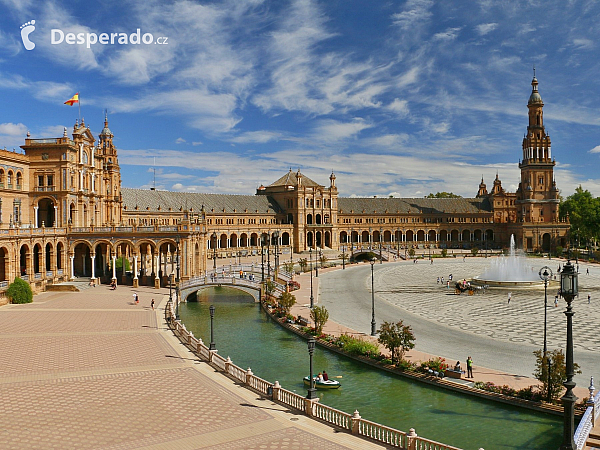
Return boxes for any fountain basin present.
[471,277,558,290]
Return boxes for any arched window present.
[7,171,13,186]
[16,172,22,188]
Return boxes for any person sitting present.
[322,371,329,381]
[317,372,324,382]
[454,361,462,372]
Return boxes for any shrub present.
[408,248,415,258]
[419,357,448,374]
[396,359,417,371]
[277,291,296,314]
[471,247,479,256]
[441,248,447,258]
[377,320,416,363]
[335,334,380,357]
[310,305,329,334]
[7,277,33,304]
[114,256,130,272]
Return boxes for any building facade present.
[0,76,569,298]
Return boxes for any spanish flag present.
[64,93,79,106]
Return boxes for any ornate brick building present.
[0,76,569,298]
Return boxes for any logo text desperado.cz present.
[51,29,168,48]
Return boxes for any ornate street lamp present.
[209,304,216,350]
[539,266,553,403]
[212,232,217,273]
[273,230,279,279]
[315,248,319,278]
[261,236,265,282]
[309,247,314,308]
[560,260,578,450]
[306,337,317,399]
[175,236,181,315]
[267,233,271,281]
[370,257,376,336]
[342,244,346,270]
[379,230,383,264]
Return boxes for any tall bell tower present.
[517,72,560,224]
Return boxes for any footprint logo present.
[20,20,36,50]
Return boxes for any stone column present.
[90,255,96,280]
[133,255,139,288]
[154,255,160,289]
[111,255,117,280]
[54,206,58,227]
[33,206,38,228]
[69,255,74,280]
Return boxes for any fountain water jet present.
[472,235,547,289]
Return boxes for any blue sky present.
[0,0,599,199]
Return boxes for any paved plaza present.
[318,256,600,388]
[0,285,387,449]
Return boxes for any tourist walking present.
[587,268,589,275]
[507,292,511,304]
[134,293,139,305]
[588,294,591,304]
[466,356,473,378]
[151,298,155,310]
[554,295,558,307]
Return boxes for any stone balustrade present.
[165,299,475,450]
[575,378,600,449]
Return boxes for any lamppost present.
[212,232,217,273]
[306,337,317,399]
[539,266,553,403]
[209,304,216,350]
[309,247,314,308]
[379,231,383,264]
[315,248,319,277]
[342,244,346,270]
[370,257,376,336]
[273,230,279,279]
[261,236,265,282]
[560,260,578,450]
[267,233,271,281]
[175,236,181,313]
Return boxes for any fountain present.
[471,235,549,289]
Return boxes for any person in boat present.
[317,372,324,382]
[322,371,329,381]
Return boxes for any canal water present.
[178,287,562,450]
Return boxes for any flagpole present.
[78,93,81,123]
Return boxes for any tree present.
[298,258,308,272]
[560,186,600,248]
[310,305,329,334]
[471,247,479,257]
[427,192,462,198]
[408,248,415,258]
[7,277,33,304]
[441,248,448,258]
[278,291,296,314]
[377,320,416,363]
[113,256,130,272]
[264,280,276,299]
[282,261,295,274]
[533,349,581,403]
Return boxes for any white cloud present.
[311,119,372,143]
[229,131,282,144]
[175,137,186,144]
[391,0,433,30]
[573,38,594,50]
[0,122,27,136]
[367,134,409,148]
[192,141,203,146]
[433,27,462,41]
[387,98,409,117]
[476,23,497,36]
[589,145,600,153]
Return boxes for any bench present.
[296,316,309,327]
[444,369,463,379]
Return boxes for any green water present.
[178,287,562,450]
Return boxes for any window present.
[47,175,53,187]
[38,175,44,187]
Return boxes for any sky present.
[0,0,599,199]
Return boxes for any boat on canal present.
[303,376,341,389]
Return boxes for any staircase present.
[586,424,600,449]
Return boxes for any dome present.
[528,91,542,105]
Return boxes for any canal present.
[178,287,562,450]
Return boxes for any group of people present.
[132,293,155,310]
[313,371,329,382]
[451,356,473,378]
[436,274,453,288]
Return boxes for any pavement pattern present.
[315,256,600,390]
[0,285,387,449]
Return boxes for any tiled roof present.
[338,197,492,214]
[269,169,321,187]
[122,188,282,214]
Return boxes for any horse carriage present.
[454,281,487,295]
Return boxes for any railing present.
[115,227,133,232]
[276,387,306,412]
[575,385,600,449]
[71,227,90,233]
[211,352,227,371]
[227,361,247,383]
[34,273,41,279]
[94,227,112,232]
[311,402,351,430]
[57,269,63,275]
[411,436,462,450]
[159,226,178,232]
[358,418,407,447]
[0,281,7,288]
[247,373,272,396]
[46,271,53,277]
[136,226,155,232]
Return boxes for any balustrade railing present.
[276,387,306,412]
[211,352,227,371]
[227,362,247,383]
[247,373,272,395]
[575,386,600,449]
[310,402,351,430]
[411,436,462,450]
